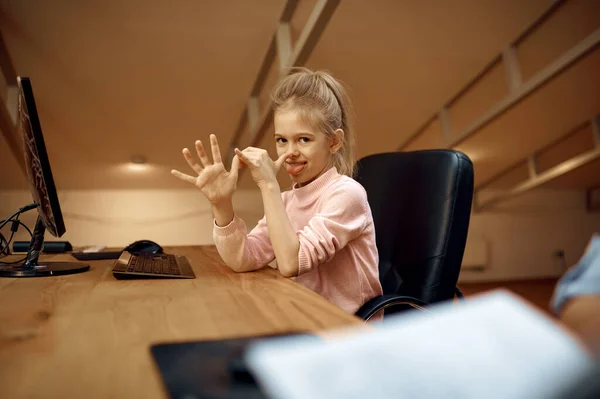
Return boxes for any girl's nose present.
[287,144,300,156]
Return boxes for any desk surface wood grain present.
[0,246,361,398]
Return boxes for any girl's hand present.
[234,147,290,189]
[171,134,241,205]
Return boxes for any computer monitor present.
[0,77,89,277]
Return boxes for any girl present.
[171,69,382,316]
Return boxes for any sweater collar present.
[291,166,340,202]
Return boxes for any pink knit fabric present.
[213,167,382,315]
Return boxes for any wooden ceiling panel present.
[258,52,280,120]
[540,156,600,189]
[403,117,443,152]
[449,59,507,136]
[517,0,600,80]
[456,46,600,188]
[290,0,320,46]
[304,0,550,160]
[0,0,284,189]
[5,0,598,198]
[480,160,530,190]
[536,122,596,173]
[477,123,596,190]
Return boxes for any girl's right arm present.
[212,207,275,273]
[170,135,274,273]
[213,199,235,227]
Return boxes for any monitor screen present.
[17,77,66,237]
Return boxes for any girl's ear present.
[330,129,344,154]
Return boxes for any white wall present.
[0,189,265,247]
[460,189,600,282]
[1,188,598,282]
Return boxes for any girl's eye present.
[300,137,310,143]
[276,138,287,144]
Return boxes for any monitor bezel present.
[17,76,66,237]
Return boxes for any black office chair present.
[354,150,474,321]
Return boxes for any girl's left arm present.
[260,182,300,277]
[233,147,298,277]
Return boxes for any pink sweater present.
[213,166,383,315]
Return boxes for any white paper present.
[82,245,107,253]
[245,291,594,399]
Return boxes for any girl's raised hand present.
[234,147,291,189]
[171,134,241,205]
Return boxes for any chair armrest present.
[355,294,427,321]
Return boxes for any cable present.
[0,233,9,256]
[0,203,37,231]
[19,203,39,212]
[0,220,15,256]
[0,219,33,250]
[13,219,33,237]
[0,217,18,255]
[0,220,32,265]
[0,203,37,266]
[3,230,15,253]
[0,218,32,265]
[0,219,33,254]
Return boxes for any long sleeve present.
[296,184,369,276]
[212,167,382,316]
[213,214,275,272]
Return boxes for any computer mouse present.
[124,240,164,254]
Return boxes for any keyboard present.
[112,251,195,279]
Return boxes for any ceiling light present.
[126,155,150,172]
[130,155,147,164]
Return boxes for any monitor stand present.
[0,216,90,278]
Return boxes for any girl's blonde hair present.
[271,68,356,177]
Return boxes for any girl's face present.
[274,109,336,188]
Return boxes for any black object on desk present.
[13,240,73,253]
[124,239,163,254]
[71,251,123,261]
[70,239,164,261]
[150,332,313,399]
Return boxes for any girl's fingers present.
[182,148,203,174]
[236,147,277,170]
[234,148,249,163]
[274,152,292,171]
[171,169,196,184]
[229,155,241,181]
[210,134,222,164]
[195,140,211,167]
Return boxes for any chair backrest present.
[354,150,474,304]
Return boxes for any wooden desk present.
[0,246,361,398]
